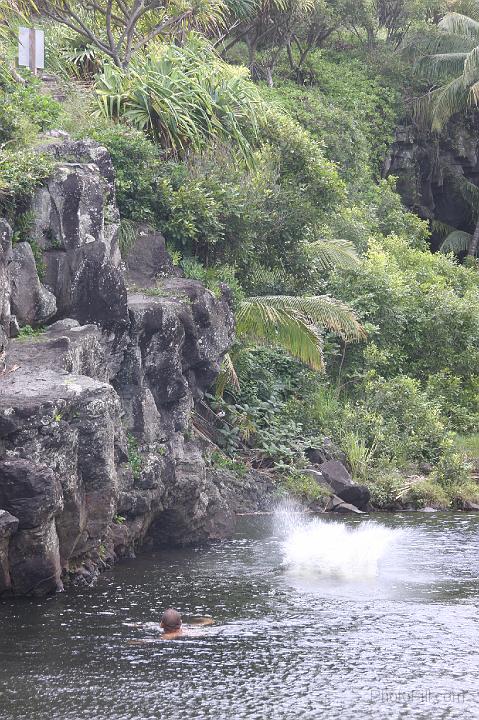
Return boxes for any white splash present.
[280,511,399,580]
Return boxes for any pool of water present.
[0,511,478,720]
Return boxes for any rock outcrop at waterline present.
[0,138,257,597]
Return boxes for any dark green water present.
[0,511,478,720]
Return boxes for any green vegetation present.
[127,434,143,479]
[279,470,332,505]
[2,0,479,509]
[17,325,46,339]
[454,433,479,461]
[93,41,261,159]
[414,8,479,257]
[210,450,248,477]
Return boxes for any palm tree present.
[415,10,479,256]
[415,11,479,131]
[217,237,366,393]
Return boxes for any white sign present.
[18,27,44,72]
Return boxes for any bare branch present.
[127,10,192,59]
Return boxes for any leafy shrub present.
[454,434,479,463]
[285,383,343,437]
[0,149,54,218]
[181,258,244,305]
[94,39,261,159]
[406,479,450,509]
[329,233,479,385]
[344,374,448,466]
[341,432,376,481]
[280,470,331,504]
[259,109,346,210]
[430,451,471,490]
[18,324,45,339]
[263,80,372,187]
[233,347,317,407]
[448,480,479,507]
[269,50,400,178]
[366,469,409,509]
[210,450,247,477]
[87,125,162,224]
[0,78,62,146]
[425,372,479,433]
[127,434,143,479]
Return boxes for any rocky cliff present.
[0,138,271,598]
[385,117,479,243]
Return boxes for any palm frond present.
[416,53,468,82]
[470,79,479,102]
[307,238,360,271]
[240,295,366,341]
[236,299,326,370]
[0,0,33,41]
[414,74,470,130]
[216,352,241,396]
[224,0,258,18]
[439,12,479,43]
[447,170,479,208]
[422,30,478,54]
[431,219,458,239]
[440,230,472,253]
[463,45,479,84]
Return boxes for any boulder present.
[70,241,129,333]
[0,359,124,595]
[0,460,63,530]
[207,466,275,515]
[30,140,127,330]
[305,460,371,511]
[125,226,178,288]
[306,438,348,466]
[0,459,64,596]
[8,521,63,596]
[10,242,57,327]
[325,495,364,514]
[35,137,120,262]
[117,280,233,440]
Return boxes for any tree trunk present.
[467,215,479,257]
[246,33,257,70]
[367,27,376,49]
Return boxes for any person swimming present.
[160,608,184,639]
[159,608,214,640]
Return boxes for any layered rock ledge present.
[0,137,273,597]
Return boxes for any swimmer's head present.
[161,608,182,631]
